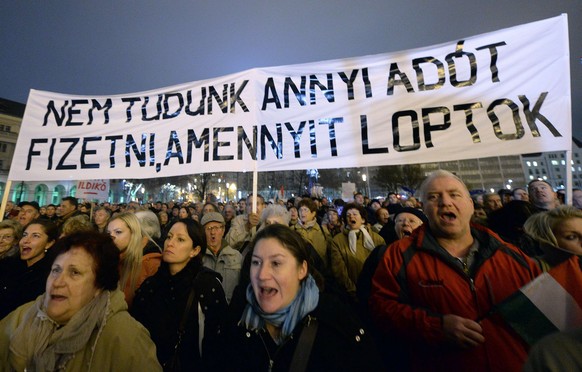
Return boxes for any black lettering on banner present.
[48,138,57,169]
[518,92,561,137]
[208,84,229,114]
[106,135,124,168]
[284,76,307,107]
[66,100,89,126]
[122,97,141,122]
[56,138,79,170]
[230,81,250,113]
[164,131,184,166]
[26,139,48,170]
[125,134,147,167]
[476,42,507,83]
[445,41,477,88]
[413,57,445,91]
[309,74,335,105]
[392,111,421,152]
[88,99,112,124]
[423,107,451,148]
[309,120,317,157]
[237,126,258,160]
[142,95,162,121]
[163,93,184,119]
[361,115,388,155]
[43,100,68,126]
[213,127,235,161]
[185,88,207,116]
[487,99,524,140]
[187,128,209,162]
[387,63,415,95]
[81,136,101,169]
[262,78,281,110]
[338,69,373,100]
[260,124,283,160]
[149,133,156,166]
[284,121,307,158]
[454,103,484,143]
[318,117,342,157]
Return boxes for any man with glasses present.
[17,201,40,227]
[201,212,241,303]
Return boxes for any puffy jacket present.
[369,223,541,372]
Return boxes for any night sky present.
[2,1,580,136]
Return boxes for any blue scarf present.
[240,274,319,344]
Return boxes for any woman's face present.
[554,217,582,255]
[250,237,307,314]
[0,227,16,254]
[93,210,109,226]
[159,212,169,224]
[179,208,189,219]
[298,206,316,224]
[44,247,100,325]
[345,208,364,230]
[328,211,338,224]
[107,219,131,252]
[394,212,424,239]
[289,208,298,220]
[163,222,200,270]
[20,224,54,267]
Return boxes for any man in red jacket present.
[369,170,541,372]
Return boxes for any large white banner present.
[9,15,571,181]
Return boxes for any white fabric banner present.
[9,15,571,181]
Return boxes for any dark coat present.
[219,292,383,371]
[131,260,227,371]
[0,251,55,320]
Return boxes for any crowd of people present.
[0,174,579,371]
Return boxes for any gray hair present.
[260,204,290,225]
[417,170,469,203]
[135,210,161,240]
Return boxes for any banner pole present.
[252,162,258,214]
[0,180,13,222]
[566,150,572,205]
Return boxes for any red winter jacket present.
[369,223,541,372]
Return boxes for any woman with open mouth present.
[329,203,386,303]
[0,231,161,371]
[0,219,58,319]
[219,224,381,371]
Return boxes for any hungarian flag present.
[496,256,582,345]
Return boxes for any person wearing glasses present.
[201,212,242,303]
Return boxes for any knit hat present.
[394,207,428,224]
[200,212,225,226]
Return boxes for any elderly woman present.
[131,219,227,370]
[0,220,59,319]
[92,206,111,233]
[220,224,381,370]
[106,212,161,307]
[0,231,162,371]
[0,219,22,261]
[329,203,385,301]
[292,198,331,268]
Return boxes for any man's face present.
[528,181,556,209]
[377,208,389,225]
[46,205,56,217]
[60,200,76,216]
[354,194,364,206]
[485,195,502,211]
[388,194,399,204]
[18,205,40,226]
[512,189,529,201]
[573,190,582,210]
[423,176,474,240]
[247,196,264,214]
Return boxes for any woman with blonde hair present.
[107,212,161,307]
[523,205,582,270]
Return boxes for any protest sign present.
[9,15,570,181]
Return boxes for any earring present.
[44,248,48,253]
